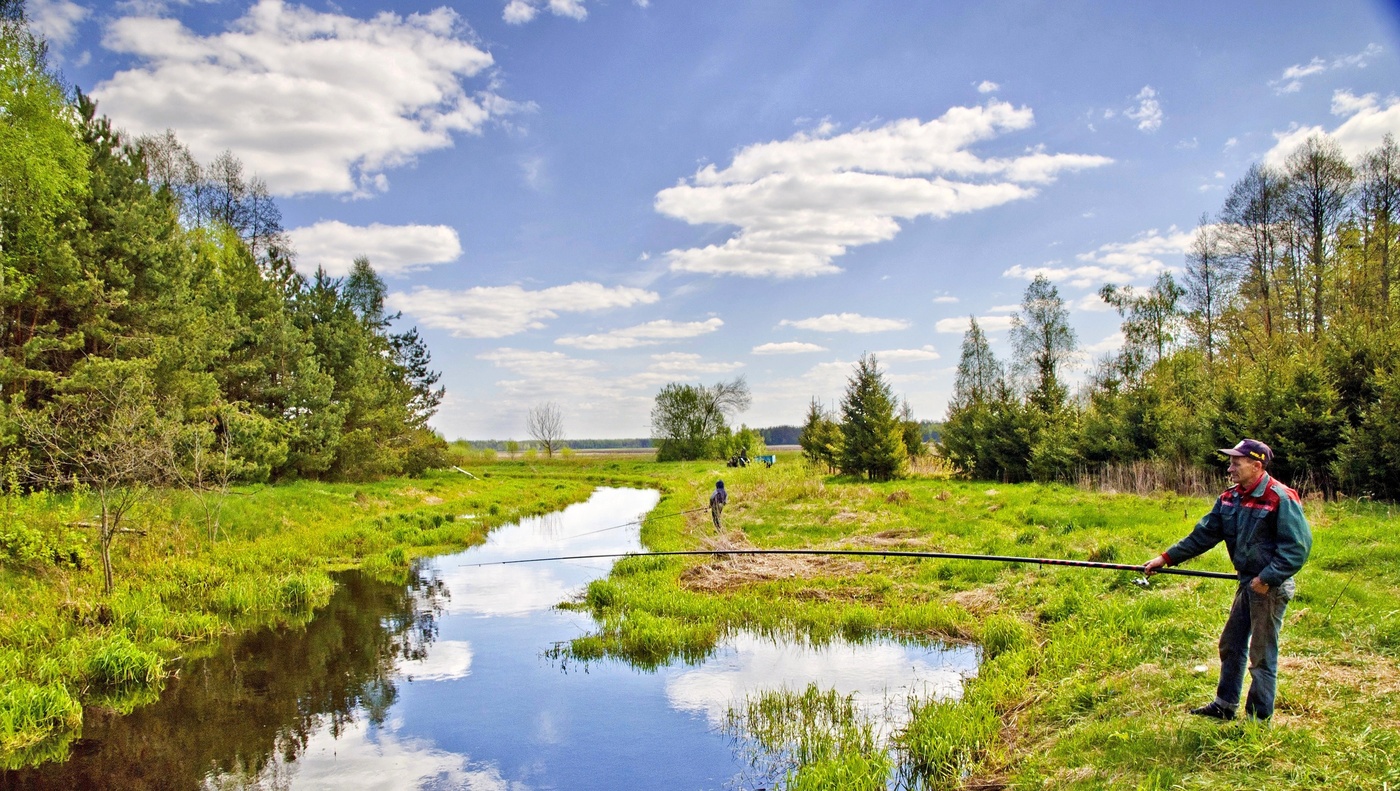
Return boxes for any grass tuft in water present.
[726,683,891,790]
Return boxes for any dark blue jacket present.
[1165,473,1312,586]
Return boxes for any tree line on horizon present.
[941,132,1400,499]
[0,10,446,499]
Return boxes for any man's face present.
[1226,455,1263,487]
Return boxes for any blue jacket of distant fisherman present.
[710,488,727,507]
[1165,473,1312,586]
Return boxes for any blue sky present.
[30,0,1400,439]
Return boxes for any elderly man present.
[1143,439,1312,721]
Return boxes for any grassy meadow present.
[560,455,1400,790]
[2,451,1398,789]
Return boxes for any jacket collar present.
[1242,473,1271,499]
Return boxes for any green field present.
[3,454,1398,788]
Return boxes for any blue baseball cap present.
[1219,439,1272,465]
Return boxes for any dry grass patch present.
[678,534,867,593]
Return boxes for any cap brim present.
[1218,448,1246,456]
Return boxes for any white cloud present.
[976,80,1000,94]
[1264,89,1400,167]
[1081,331,1126,358]
[1072,292,1114,312]
[874,345,940,362]
[1125,86,1163,132]
[27,0,89,47]
[93,1,509,197]
[934,315,1015,334]
[388,282,658,338]
[655,102,1111,278]
[623,352,745,390]
[1270,43,1382,94]
[556,318,723,350]
[1003,226,1197,288]
[752,341,827,355]
[779,313,910,333]
[986,303,1019,314]
[503,0,588,24]
[288,221,461,276]
[1224,136,1239,150]
[647,352,743,375]
[931,295,959,304]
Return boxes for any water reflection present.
[2,487,978,791]
[667,632,975,736]
[1,572,448,791]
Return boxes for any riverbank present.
[0,460,646,767]
[559,457,1400,789]
[5,455,1397,787]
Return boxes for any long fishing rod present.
[463,548,1236,580]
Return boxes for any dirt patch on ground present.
[678,534,867,593]
[1280,652,1400,697]
[840,529,928,549]
[951,584,1004,614]
[422,495,444,505]
[828,509,879,526]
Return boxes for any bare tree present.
[1285,135,1353,338]
[1222,163,1288,338]
[525,402,566,458]
[164,406,237,542]
[1183,215,1236,368]
[16,369,172,592]
[1359,133,1400,314]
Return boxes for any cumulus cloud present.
[931,295,960,304]
[779,313,910,333]
[1125,86,1163,132]
[623,353,745,390]
[503,0,587,24]
[1081,331,1126,358]
[555,318,723,350]
[1270,43,1382,94]
[93,1,510,196]
[934,315,1015,334]
[388,282,658,338]
[1003,226,1197,288]
[976,80,1000,94]
[1264,89,1400,167]
[752,341,827,355]
[874,345,940,362]
[288,221,461,276]
[27,0,89,47]
[655,102,1111,278]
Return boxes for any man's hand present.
[1250,576,1269,595]
[1143,554,1169,576]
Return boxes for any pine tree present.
[838,354,906,481]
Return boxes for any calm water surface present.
[3,487,977,790]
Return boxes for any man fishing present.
[709,480,727,532]
[1143,439,1312,721]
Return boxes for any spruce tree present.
[838,354,906,480]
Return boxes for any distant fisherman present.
[1143,439,1312,721]
[709,480,727,532]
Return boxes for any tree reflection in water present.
[0,569,447,791]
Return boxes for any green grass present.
[551,455,1400,789]
[5,452,1399,786]
[0,460,613,764]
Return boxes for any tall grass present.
[0,464,602,765]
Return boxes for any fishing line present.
[555,507,709,541]
[461,548,1237,580]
